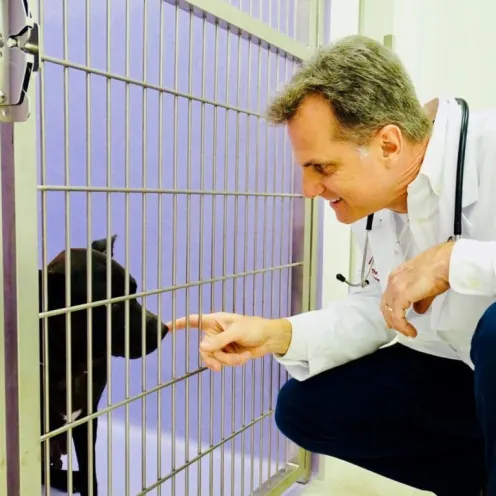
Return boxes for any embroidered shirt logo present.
[368,256,380,282]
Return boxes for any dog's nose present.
[145,310,168,337]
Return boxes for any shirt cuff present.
[449,239,496,296]
[273,315,308,363]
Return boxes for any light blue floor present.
[42,416,288,495]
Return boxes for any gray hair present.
[267,35,432,145]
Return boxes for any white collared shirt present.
[275,97,496,381]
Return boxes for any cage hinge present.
[0,0,40,123]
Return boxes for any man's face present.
[287,94,403,224]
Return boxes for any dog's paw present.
[49,468,82,493]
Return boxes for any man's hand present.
[380,241,455,338]
[167,312,292,371]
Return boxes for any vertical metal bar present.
[62,0,74,487]
[141,0,149,489]
[267,51,281,484]
[0,225,5,496]
[2,70,43,492]
[124,0,132,489]
[157,0,165,493]
[209,18,220,496]
[231,31,242,496]
[105,0,114,491]
[292,2,324,484]
[185,6,194,495]
[1,0,42,491]
[284,56,292,467]
[171,6,180,495]
[2,79,42,496]
[275,54,288,476]
[220,24,232,496]
[36,0,50,492]
[241,36,253,496]
[1,124,20,496]
[250,39,262,496]
[197,13,207,496]
[85,0,95,490]
[38,12,52,487]
[302,0,324,312]
[258,44,269,490]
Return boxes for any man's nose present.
[302,173,325,199]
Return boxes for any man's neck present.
[386,137,431,213]
[386,101,438,213]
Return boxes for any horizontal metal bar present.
[41,366,207,441]
[138,409,275,495]
[41,56,265,118]
[39,262,302,318]
[171,0,311,60]
[37,184,301,198]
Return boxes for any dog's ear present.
[91,235,117,257]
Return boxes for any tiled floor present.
[283,484,307,495]
[283,457,436,496]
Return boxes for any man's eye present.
[314,164,327,174]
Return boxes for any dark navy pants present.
[275,303,496,496]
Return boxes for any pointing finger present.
[167,314,213,331]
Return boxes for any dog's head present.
[40,235,169,361]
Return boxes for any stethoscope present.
[337,97,470,288]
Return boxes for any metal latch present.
[0,0,40,123]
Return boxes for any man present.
[171,35,496,495]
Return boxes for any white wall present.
[319,0,361,310]
[361,0,496,108]
[394,0,496,108]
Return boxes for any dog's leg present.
[47,432,82,494]
[72,414,99,496]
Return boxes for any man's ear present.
[378,124,403,160]
[91,234,117,257]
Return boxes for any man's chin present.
[331,205,365,225]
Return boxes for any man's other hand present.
[380,241,455,338]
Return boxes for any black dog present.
[39,235,169,495]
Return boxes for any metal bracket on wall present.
[383,33,395,50]
[0,0,39,123]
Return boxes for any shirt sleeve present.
[273,257,396,381]
[449,238,496,296]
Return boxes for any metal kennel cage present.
[0,0,326,494]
